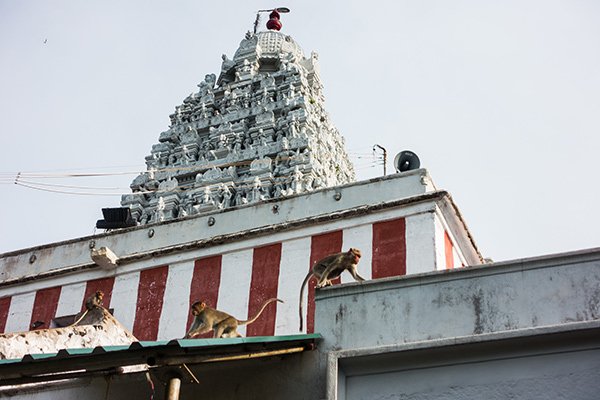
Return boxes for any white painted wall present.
[218,249,254,336]
[157,261,195,339]
[109,271,139,331]
[55,283,86,318]
[341,224,373,282]
[276,237,311,335]
[4,292,36,333]
[406,212,436,274]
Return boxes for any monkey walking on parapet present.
[299,248,365,331]
[185,298,283,339]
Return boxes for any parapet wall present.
[315,247,600,350]
[315,247,600,400]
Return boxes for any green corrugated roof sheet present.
[175,333,319,348]
[0,334,321,365]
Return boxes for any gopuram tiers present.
[121,13,355,225]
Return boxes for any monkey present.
[85,290,104,309]
[299,248,364,331]
[70,290,104,326]
[184,298,283,339]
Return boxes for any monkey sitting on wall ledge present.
[184,298,283,339]
[299,248,364,331]
[70,290,104,326]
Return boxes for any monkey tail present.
[68,309,90,327]
[69,305,107,327]
[298,271,312,332]
[237,298,283,326]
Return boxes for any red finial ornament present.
[266,10,282,31]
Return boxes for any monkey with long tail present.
[185,298,283,338]
[299,248,364,331]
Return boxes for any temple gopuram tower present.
[121,12,355,224]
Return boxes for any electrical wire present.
[3,150,378,196]
[6,171,142,179]
[1,149,375,179]
[15,179,127,191]
[14,182,127,196]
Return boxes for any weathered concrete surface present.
[315,247,600,351]
[315,247,600,400]
[342,335,600,400]
[0,307,136,360]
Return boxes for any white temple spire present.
[122,30,355,224]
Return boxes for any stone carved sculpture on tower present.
[121,19,355,224]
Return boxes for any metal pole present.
[383,150,387,176]
[253,13,261,34]
[373,144,387,176]
[166,377,181,400]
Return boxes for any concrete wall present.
[315,247,600,399]
[340,328,600,400]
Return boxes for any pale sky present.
[1,1,599,261]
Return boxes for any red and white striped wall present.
[0,213,471,340]
[434,211,465,271]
